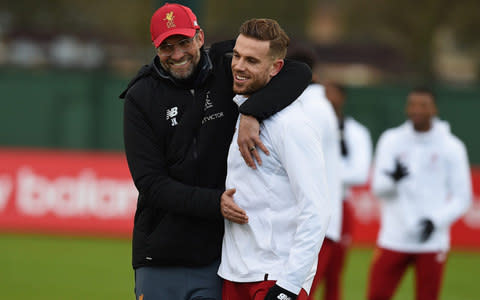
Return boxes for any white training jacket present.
[371,120,472,252]
[301,84,342,242]
[341,116,372,195]
[218,92,331,295]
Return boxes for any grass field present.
[1,233,479,300]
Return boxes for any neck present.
[413,121,432,132]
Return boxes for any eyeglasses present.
[157,34,197,56]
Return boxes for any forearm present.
[278,206,327,294]
[430,195,471,229]
[278,122,330,293]
[431,147,473,228]
[141,175,223,219]
[372,169,397,198]
[371,136,396,198]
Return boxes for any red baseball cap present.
[150,3,200,48]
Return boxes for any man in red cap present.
[120,3,311,300]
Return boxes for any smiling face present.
[406,91,437,132]
[157,30,204,80]
[231,34,283,97]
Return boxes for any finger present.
[228,216,249,224]
[223,206,248,224]
[226,213,249,224]
[225,188,236,196]
[253,137,269,156]
[227,201,247,215]
[237,135,256,169]
[251,148,262,166]
[229,207,247,219]
[229,208,248,219]
[240,145,257,169]
[221,188,236,217]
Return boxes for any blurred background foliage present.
[339,0,480,81]
[1,0,478,81]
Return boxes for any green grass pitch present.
[0,234,478,299]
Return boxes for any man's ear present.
[195,29,205,48]
[270,59,284,78]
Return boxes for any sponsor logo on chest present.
[204,91,213,111]
[202,91,225,124]
[166,106,178,126]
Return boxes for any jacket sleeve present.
[429,138,472,229]
[238,60,312,121]
[371,131,397,199]
[342,122,372,186]
[123,93,223,220]
[274,119,330,294]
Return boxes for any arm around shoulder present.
[239,60,311,120]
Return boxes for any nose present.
[232,58,245,72]
[170,46,185,60]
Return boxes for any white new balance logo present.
[277,293,291,300]
[166,107,179,126]
[166,107,178,120]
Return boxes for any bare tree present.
[339,0,480,79]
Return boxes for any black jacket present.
[120,40,311,269]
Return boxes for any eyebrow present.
[232,49,260,62]
[161,36,193,46]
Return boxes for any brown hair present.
[239,18,290,59]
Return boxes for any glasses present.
[157,34,197,56]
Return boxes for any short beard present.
[161,58,196,80]
[233,78,269,96]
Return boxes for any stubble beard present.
[161,51,201,80]
[233,75,269,96]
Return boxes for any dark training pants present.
[134,259,222,300]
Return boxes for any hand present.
[419,218,435,242]
[237,114,269,169]
[220,188,248,224]
[384,158,409,182]
[264,284,297,300]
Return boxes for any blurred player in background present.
[286,45,343,300]
[120,3,310,300]
[218,19,331,300]
[324,81,372,300]
[367,86,472,300]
